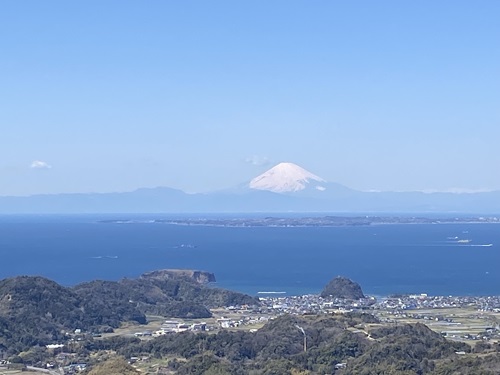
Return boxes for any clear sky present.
[1,1,499,196]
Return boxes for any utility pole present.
[295,324,307,352]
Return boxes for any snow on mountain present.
[249,162,327,193]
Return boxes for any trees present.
[87,357,139,375]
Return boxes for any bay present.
[0,214,499,297]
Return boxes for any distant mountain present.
[249,162,327,193]
[247,162,357,201]
[1,162,500,213]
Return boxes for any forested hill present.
[0,270,257,353]
[87,313,496,375]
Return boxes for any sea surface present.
[1,214,499,297]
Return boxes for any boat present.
[457,239,472,243]
[180,244,197,248]
[173,244,197,249]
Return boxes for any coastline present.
[99,215,500,228]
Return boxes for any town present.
[157,293,500,345]
[4,293,500,374]
[123,293,500,344]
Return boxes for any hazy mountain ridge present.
[1,163,500,213]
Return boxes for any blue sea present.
[1,214,499,297]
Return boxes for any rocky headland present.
[141,269,216,284]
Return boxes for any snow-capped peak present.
[249,162,326,193]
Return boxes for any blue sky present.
[1,1,499,195]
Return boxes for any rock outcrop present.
[320,276,365,299]
[140,269,216,284]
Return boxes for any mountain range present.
[1,162,500,214]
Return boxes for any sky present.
[1,1,499,196]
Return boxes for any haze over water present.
[1,215,499,297]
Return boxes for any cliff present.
[140,269,216,284]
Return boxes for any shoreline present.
[100,215,500,228]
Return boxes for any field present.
[374,306,500,345]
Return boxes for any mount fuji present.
[1,162,500,213]
[247,162,356,200]
[249,162,327,193]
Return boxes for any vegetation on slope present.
[0,271,257,354]
[81,313,482,375]
[87,357,139,375]
[320,276,365,299]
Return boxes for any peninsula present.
[101,215,500,227]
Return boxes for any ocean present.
[0,214,499,297]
